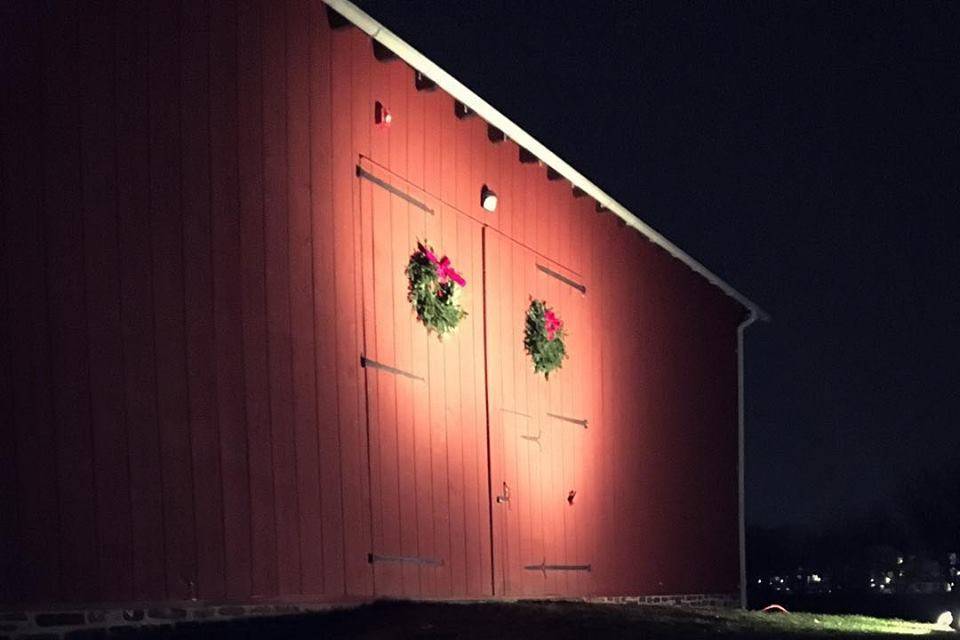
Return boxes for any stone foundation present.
[0,602,348,639]
[587,592,739,608]
[0,593,738,638]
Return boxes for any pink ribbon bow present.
[544,309,562,341]
[420,243,466,287]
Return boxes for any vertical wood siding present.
[1,0,744,606]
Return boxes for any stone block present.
[65,629,108,640]
[36,612,86,627]
[0,614,28,622]
[147,609,187,621]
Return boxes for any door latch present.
[496,481,511,505]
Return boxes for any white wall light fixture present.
[481,185,498,212]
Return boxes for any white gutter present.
[737,309,760,609]
[325,0,769,321]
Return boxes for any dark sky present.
[354,1,960,531]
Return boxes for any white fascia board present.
[326,0,769,321]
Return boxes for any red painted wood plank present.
[439,206,467,596]
[518,162,536,258]
[452,100,470,217]
[0,3,13,601]
[462,124,486,597]
[540,271,560,596]
[469,215,492,596]
[405,68,425,192]
[0,95,13,602]
[489,231,510,594]
[422,100,452,598]
[405,76,438,598]
[365,60,393,599]
[148,0,197,601]
[79,1,133,602]
[546,180,563,267]
[43,0,99,603]
[368,186,403,596]
[581,203,602,596]
[181,0,226,601]
[483,230,506,595]
[331,25,372,598]
[211,0,253,599]
[456,214,479,596]
[494,143,513,241]
[261,0,292,599]
[385,60,421,597]
[287,0,320,597]
[362,42,403,598]
[2,1,58,602]
[525,245,548,597]
[116,0,166,601]
[475,234,493,598]
[309,1,345,597]
[421,89,443,203]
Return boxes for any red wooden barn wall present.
[0,0,746,607]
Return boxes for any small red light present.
[375,101,392,128]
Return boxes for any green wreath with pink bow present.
[524,299,567,379]
[406,241,468,337]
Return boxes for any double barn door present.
[357,160,594,598]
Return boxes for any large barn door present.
[485,228,595,597]
[357,159,491,598]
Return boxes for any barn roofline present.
[325,0,769,321]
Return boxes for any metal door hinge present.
[524,559,592,578]
[368,553,443,567]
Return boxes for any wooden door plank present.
[115,0,166,601]
[181,0,227,602]
[254,2,300,595]
[331,25,372,597]
[309,0,345,597]
[212,0,252,599]
[80,1,133,602]
[4,1,60,602]
[45,0,98,603]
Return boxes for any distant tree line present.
[748,461,960,586]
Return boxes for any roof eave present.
[325,0,770,322]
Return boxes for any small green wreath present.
[406,241,468,337]
[524,299,567,379]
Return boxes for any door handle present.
[496,481,511,505]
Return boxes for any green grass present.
[295,599,958,639]
[634,605,955,636]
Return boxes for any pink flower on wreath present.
[418,242,466,288]
[544,308,563,341]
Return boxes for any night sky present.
[355,1,960,531]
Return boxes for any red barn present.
[0,0,765,630]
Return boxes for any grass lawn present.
[232,599,957,639]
